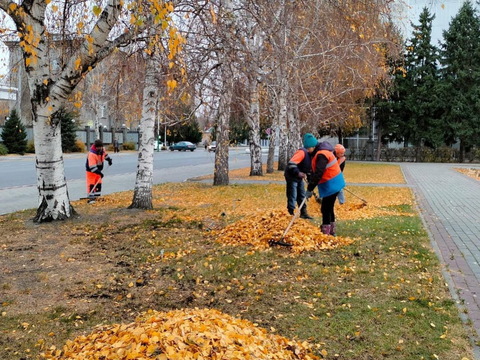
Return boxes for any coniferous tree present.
[374,8,441,152]
[395,8,441,149]
[1,109,27,155]
[439,1,480,162]
[53,108,79,153]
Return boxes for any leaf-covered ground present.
[0,164,474,360]
[455,167,480,181]
[198,162,406,184]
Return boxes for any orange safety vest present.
[311,150,345,197]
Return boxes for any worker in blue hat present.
[283,133,318,219]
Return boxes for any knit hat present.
[335,144,345,157]
[303,133,318,148]
[94,139,104,148]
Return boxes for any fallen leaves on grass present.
[225,163,406,184]
[42,308,319,360]
[212,210,355,253]
[335,187,414,220]
[455,167,480,181]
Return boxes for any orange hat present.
[335,144,345,157]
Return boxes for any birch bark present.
[0,0,144,221]
[129,53,158,209]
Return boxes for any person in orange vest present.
[86,139,112,203]
[306,141,345,235]
[284,133,317,219]
[334,144,346,205]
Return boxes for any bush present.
[435,147,456,163]
[122,141,136,150]
[73,139,86,152]
[26,140,35,153]
[0,143,8,155]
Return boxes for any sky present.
[0,1,471,78]
[400,0,466,44]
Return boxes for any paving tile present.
[401,163,480,357]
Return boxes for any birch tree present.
[0,0,174,222]
[129,7,184,209]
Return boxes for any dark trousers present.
[321,192,339,225]
[286,179,306,211]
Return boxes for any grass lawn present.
[0,164,474,359]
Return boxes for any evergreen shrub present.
[0,143,8,155]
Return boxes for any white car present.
[208,141,217,152]
[154,141,164,150]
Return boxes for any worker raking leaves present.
[284,133,317,219]
[85,139,112,204]
[306,141,346,236]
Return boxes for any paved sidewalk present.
[401,163,480,356]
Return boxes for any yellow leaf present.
[74,58,81,70]
[8,3,17,12]
[93,5,102,16]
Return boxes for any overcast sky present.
[0,1,472,78]
[401,0,466,45]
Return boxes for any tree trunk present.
[129,54,158,209]
[286,103,301,160]
[267,118,278,174]
[213,71,234,186]
[277,82,288,171]
[33,107,76,222]
[375,127,382,161]
[247,78,263,176]
[459,139,465,163]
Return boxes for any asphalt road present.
[0,148,259,215]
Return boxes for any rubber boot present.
[321,224,331,235]
[330,222,336,236]
[288,208,294,215]
[300,207,313,220]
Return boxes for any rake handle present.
[343,187,367,204]
[281,196,308,239]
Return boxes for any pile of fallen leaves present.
[212,210,355,253]
[455,167,480,181]
[42,308,318,360]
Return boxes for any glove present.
[298,172,306,179]
[95,171,104,178]
[107,158,112,166]
[305,191,313,199]
[99,172,104,178]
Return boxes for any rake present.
[269,196,308,247]
[80,165,110,200]
[343,187,368,207]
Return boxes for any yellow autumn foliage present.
[42,308,318,360]
[455,168,480,181]
[213,209,355,253]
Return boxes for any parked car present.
[169,141,197,152]
[207,141,217,152]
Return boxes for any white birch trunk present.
[247,77,263,176]
[33,105,75,222]
[0,0,136,221]
[129,54,158,209]
[213,69,234,186]
[287,101,301,160]
[277,76,289,171]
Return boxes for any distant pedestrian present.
[284,133,317,219]
[334,144,346,205]
[306,141,345,235]
[86,139,112,204]
[113,139,120,153]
